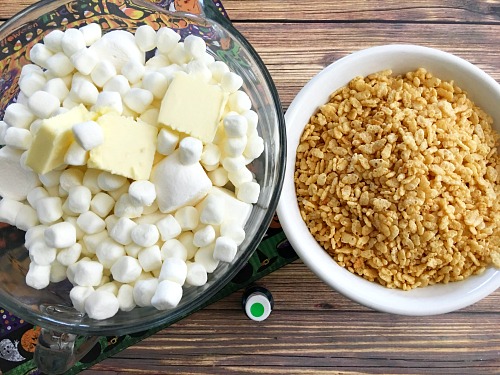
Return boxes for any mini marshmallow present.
[97,171,127,191]
[221,156,246,173]
[221,71,243,93]
[135,24,157,52]
[123,88,154,114]
[62,96,78,109]
[244,135,265,160]
[26,262,51,290]
[98,275,111,287]
[96,238,126,269]
[156,128,179,156]
[178,231,198,260]
[228,91,252,113]
[25,225,47,249]
[129,180,156,206]
[179,137,203,165]
[96,281,120,295]
[85,291,119,320]
[28,240,57,265]
[156,214,182,241]
[21,63,44,78]
[109,217,137,245]
[29,119,44,135]
[228,166,253,187]
[45,222,76,248]
[117,284,136,311]
[43,77,70,102]
[159,257,187,285]
[19,72,47,97]
[125,243,143,258]
[224,114,248,138]
[160,239,188,261]
[209,61,230,82]
[77,211,106,234]
[44,29,64,52]
[114,193,144,218]
[15,204,39,231]
[142,71,169,99]
[207,167,229,187]
[237,181,260,204]
[220,222,245,245]
[90,192,115,218]
[186,60,211,82]
[70,48,99,75]
[71,78,99,105]
[62,198,77,216]
[185,262,208,286]
[131,223,160,247]
[0,198,25,225]
[36,197,63,224]
[61,28,86,56]
[152,151,212,213]
[194,244,219,273]
[108,180,130,201]
[82,230,108,254]
[193,225,216,247]
[138,245,162,272]
[167,42,188,65]
[38,169,62,188]
[91,60,117,87]
[29,43,54,69]
[223,136,247,157]
[139,108,159,127]
[4,103,35,129]
[184,35,206,59]
[145,53,170,69]
[80,23,102,46]
[156,27,181,54]
[68,185,92,214]
[133,278,159,307]
[72,121,104,151]
[73,259,104,286]
[46,52,75,78]
[4,127,32,150]
[64,216,84,240]
[59,168,84,192]
[151,280,183,310]
[92,91,123,115]
[70,285,94,312]
[198,193,225,225]
[50,260,68,283]
[110,255,143,283]
[157,64,182,83]
[0,121,7,145]
[83,168,101,194]
[0,148,41,201]
[28,91,60,119]
[57,243,82,266]
[103,75,131,96]
[65,142,89,166]
[174,206,199,231]
[213,236,238,263]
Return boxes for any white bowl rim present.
[277,44,500,316]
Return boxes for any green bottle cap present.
[242,286,274,322]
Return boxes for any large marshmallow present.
[159,257,187,285]
[138,245,162,272]
[45,222,77,248]
[152,150,212,213]
[185,262,208,286]
[131,223,159,247]
[133,278,159,307]
[84,291,120,320]
[0,147,40,201]
[160,239,188,261]
[117,284,136,312]
[26,262,51,290]
[156,214,182,241]
[151,280,183,310]
[72,121,104,151]
[110,256,142,283]
[96,238,125,269]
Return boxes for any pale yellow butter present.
[26,104,95,174]
[88,113,158,180]
[157,74,228,143]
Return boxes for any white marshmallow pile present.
[0,23,265,320]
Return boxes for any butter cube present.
[88,113,158,180]
[158,74,227,143]
[26,104,94,174]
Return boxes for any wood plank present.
[232,22,500,109]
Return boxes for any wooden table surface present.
[2,1,500,374]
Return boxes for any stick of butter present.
[157,74,228,143]
[88,113,158,180]
[26,104,95,174]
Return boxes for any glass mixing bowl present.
[0,0,285,371]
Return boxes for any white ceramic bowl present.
[277,44,500,316]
